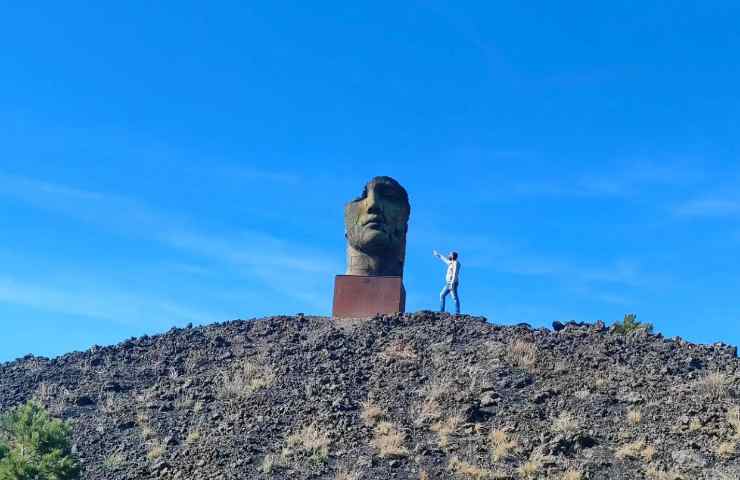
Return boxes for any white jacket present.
[435,253,460,283]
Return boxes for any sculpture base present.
[332,275,406,318]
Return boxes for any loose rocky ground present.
[1,312,739,479]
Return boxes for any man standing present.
[433,250,461,314]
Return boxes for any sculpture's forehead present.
[359,178,408,202]
[366,178,403,192]
[347,176,410,210]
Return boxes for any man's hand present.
[433,250,439,257]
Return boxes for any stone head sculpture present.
[344,176,410,276]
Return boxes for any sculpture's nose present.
[366,188,382,214]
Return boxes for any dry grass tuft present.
[146,442,165,462]
[424,377,454,402]
[258,454,278,474]
[615,439,655,462]
[717,441,737,458]
[360,400,384,426]
[102,452,124,470]
[413,398,443,426]
[562,470,583,480]
[641,445,657,462]
[335,466,361,480]
[694,371,730,399]
[708,468,740,480]
[285,424,331,464]
[627,408,642,425]
[380,341,418,361]
[136,412,155,441]
[645,465,684,480]
[372,421,408,458]
[615,440,643,460]
[689,418,702,432]
[448,456,494,479]
[517,452,544,479]
[431,414,463,448]
[488,429,518,461]
[729,406,740,439]
[419,470,430,480]
[508,340,537,369]
[219,360,275,399]
[185,430,201,445]
[551,411,579,435]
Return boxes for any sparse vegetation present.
[508,339,537,369]
[136,412,155,441]
[335,465,361,480]
[371,421,408,458]
[552,411,579,434]
[2,313,740,479]
[424,377,453,402]
[562,470,583,480]
[612,313,653,334]
[689,418,702,431]
[360,400,384,426]
[517,452,544,478]
[431,414,463,448]
[616,439,655,462]
[186,430,201,445]
[488,429,518,461]
[717,441,736,458]
[641,445,656,462]
[258,454,277,474]
[695,371,730,399]
[380,341,418,361]
[627,408,642,425]
[174,394,195,410]
[0,400,80,479]
[146,441,165,462]
[413,399,442,426]
[284,424,331,464]
[729,406,740,438]
[644,465,684,480]
[448,455,493,479]
[219,360,275,400]
[103,452,124,470]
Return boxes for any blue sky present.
[1,1,739,362]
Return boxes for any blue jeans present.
[440,282,460,314]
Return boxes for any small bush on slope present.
[612,313,653,334]
[0,400,79,480]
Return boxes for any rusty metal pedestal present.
[332,275,405,318]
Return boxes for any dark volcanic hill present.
[1,313,739,479]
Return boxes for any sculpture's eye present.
[376,184,402,201]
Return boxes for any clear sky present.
[1,2,739,362]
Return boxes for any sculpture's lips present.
[362,216,385,230]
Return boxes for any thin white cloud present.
[0,172,172,236]
[510,161,699,199]
[674,198,740,217]
[0,276,221,327]
[208,165,302,185]
[162,230,336,275]
[161,230,339,310]
[414,224,648,287]
[0,171,340,311]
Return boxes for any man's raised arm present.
[433,250,450,264]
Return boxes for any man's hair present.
[450,251,458,260]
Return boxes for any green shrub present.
[612,313,653,334]
[0,400,80,480]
